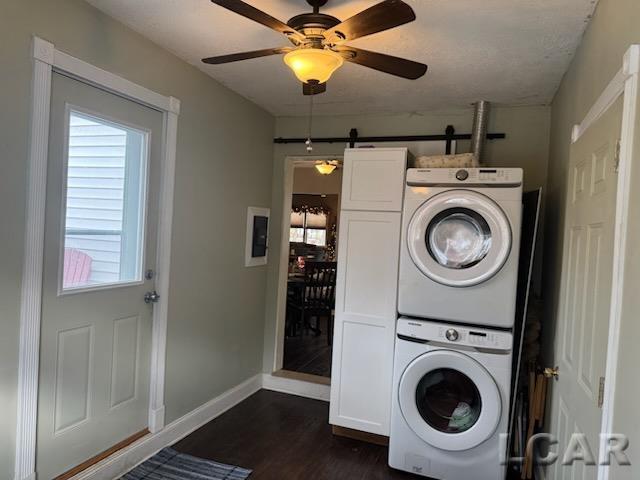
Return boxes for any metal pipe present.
[470,101,491,164]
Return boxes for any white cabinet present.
[329,148,407,436]
[340,148,408,212]
[329,211,401,435]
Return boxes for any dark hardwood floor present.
[173,389,417,480]
[283,316,333,378]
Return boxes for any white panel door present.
[37,73,163,479]
[548,97,622,479]
[341,148,407,212]
[329,210,401,435]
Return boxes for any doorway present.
[276,158,343,381]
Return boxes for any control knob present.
[455,169,469,181]
[445,329,459,341]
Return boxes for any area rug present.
[121,447,252,480]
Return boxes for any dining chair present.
[286,261,337,341]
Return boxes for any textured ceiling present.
[85,0,597,116]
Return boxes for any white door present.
[329,210,401,435]
[548,97,622,479]
[37,73,163,479]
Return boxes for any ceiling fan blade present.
[336,46,427,79]
[211,0,306,43]
[202,47,292,64]
[303,82,327,95]
[323,0,415,44]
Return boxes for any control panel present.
[397,317,512,351]
[406,167,523,187]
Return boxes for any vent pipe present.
[470,101,490,164]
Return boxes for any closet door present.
[329,210,401,435]
[341,148,407,212]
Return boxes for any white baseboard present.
[261,373,331,402]
[148,406,165,434]
[70,374,262,480]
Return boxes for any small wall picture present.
[245,206,270,267]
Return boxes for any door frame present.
[14,36,180,480]
[567,45,639,480]
[271,155,343,374]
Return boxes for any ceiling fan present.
[202,0,428,95]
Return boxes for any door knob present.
[543,366,559,379]
[144,290,160,304]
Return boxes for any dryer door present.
[407,190,511,287]
[398,350,502,451]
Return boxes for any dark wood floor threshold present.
[332,425,389,446]
[273,368,331,386]
[54,428,149,480]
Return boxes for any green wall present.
[0,1,274,478]
[544,0,640,476]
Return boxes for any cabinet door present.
[329,210,401,435]
[341,148,407,212]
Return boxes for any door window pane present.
[415,368,482,433]
[62,110,148,291]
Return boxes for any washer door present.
[398,350,502,451]
[407,190,512,287]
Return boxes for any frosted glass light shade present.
[284,48,344,84]
[315,162,337,175]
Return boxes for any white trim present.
[571,46,639,143]
[52,49,178,114]
[244,206,270,267]
[14,36,55,480]
[272,155,343,372]
[15,36,180,480]
[149,102,179,433]
[261,374,331,402]
[68,375,262,480]
[598,44,640,480]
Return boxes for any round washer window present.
[426,208,492,269]
[415,368,482,434]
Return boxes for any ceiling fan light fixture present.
[315,161,337,175]
[284,48,344,84]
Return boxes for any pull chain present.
[305,88,314,153]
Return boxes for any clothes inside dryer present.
[415,368,482,433]
[426,208,492,269]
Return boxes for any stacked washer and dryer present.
[389,167,523,480]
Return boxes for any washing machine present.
[398,168,523,328]
[389,318,513,480]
